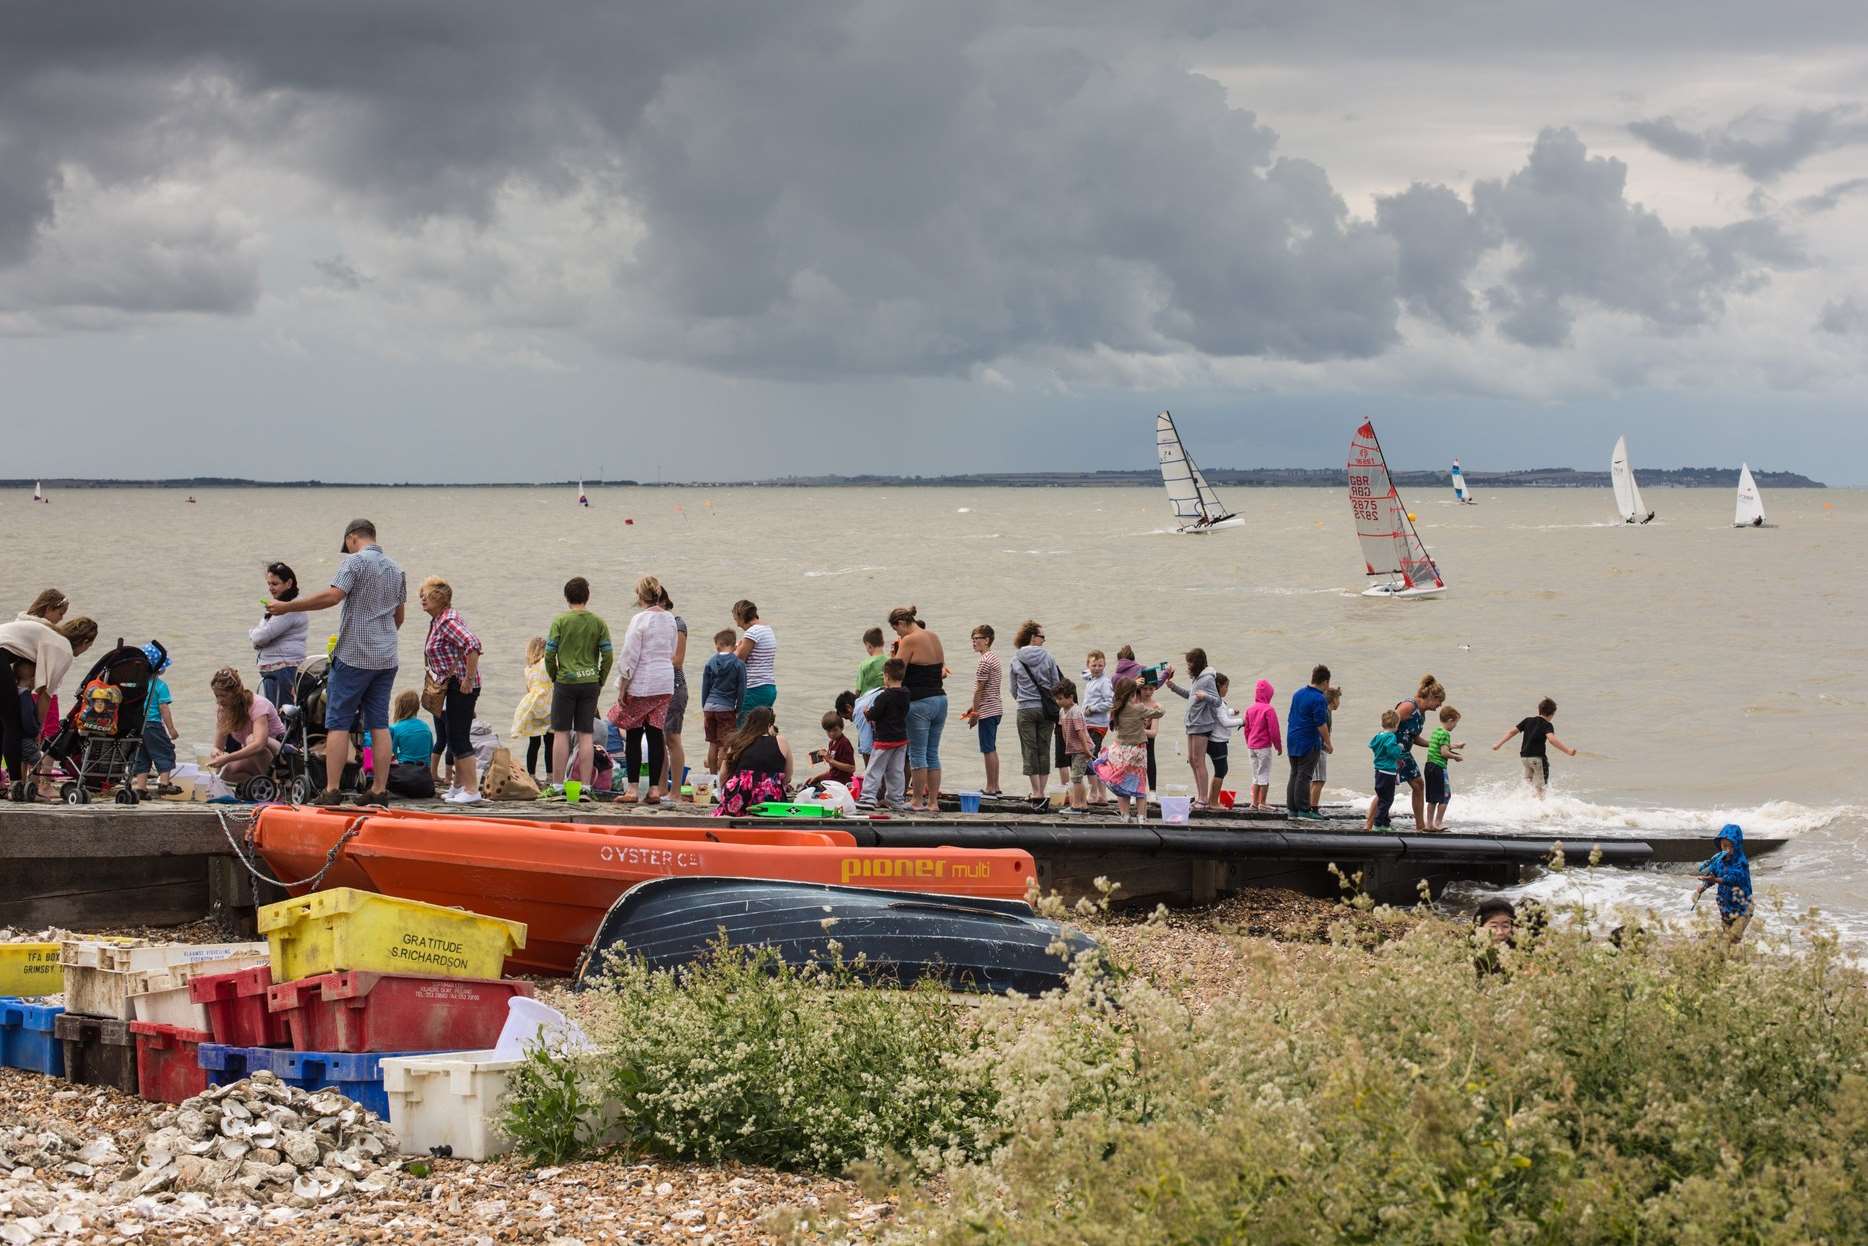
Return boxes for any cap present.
[339,518,375,552]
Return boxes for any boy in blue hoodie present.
[1365,709,1403,830]
[699,629,745,775]
[1695,823,1754,942]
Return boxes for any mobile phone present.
[810,749,825,763]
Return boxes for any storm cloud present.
[0,1,1839,377]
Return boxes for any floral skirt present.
[607,693,671,732]
[714,768,785,817]
[1094,740,1149,799]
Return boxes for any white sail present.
[1450,459,1472,504]
[1734,463,1766,527]
[1610,435,1653,522]
[1155,411,1235,530]
[33,481,42,501]
[1349,422,1444,592]
[576,480,588,507]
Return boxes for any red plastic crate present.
[188,964,288,1047]
[266,972,534,1054]
[129,1022,211,1105]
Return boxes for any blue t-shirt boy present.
[1369,730,1404,775]
[1288,683,1329,757]
[145,676,172,724]
[701,650,746,713]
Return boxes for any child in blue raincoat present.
[1695,823,1753,942]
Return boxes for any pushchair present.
[231,657,357,803]
[41,639,163,805]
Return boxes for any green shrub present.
[499,1040,606,1166]
[881,914,1868,1245]
[505,943,1001,1172]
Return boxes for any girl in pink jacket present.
[1242,679,1283,810]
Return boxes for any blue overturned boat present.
[574,876,1097,997]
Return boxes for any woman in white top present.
[610,575,679,804]
[732,599,777,725]
[1,614,97,801]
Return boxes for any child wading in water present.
[1695,823,1754,943]
[1094,676,1163,822]
[1492,696,1576,797]
[1366,709,1403,830]
[1423,705,1463,831]
[1054,678,1093,814]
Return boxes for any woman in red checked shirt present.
[419,576,486,804]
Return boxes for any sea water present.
[3,483,1861,937]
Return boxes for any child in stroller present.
[223,657,352,804]
[39,639,163,805]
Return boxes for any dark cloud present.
[1795,176,1868,214]
[1629,105,1868,181]
[0,3,1823,369]
[1820,295,1867,335]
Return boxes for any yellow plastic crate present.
[257,889,526,982]
[0,943,63,997]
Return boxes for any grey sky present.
[2,2,1864,482]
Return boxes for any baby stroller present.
[241,656,359,802]
[42,639,163,805]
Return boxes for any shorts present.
[739,682,777,724]
[1249,747,1275,785]
[135,721,177,776]
[1396,752,1420,785]
[1425,762,1450,805]
[550,681,600,734]
[325,659,397,733]
[1068,753,1091,781]
[975,713,1001,754]
[1312,749,1327,783]
[666,669,689,734]
[1521,755,1549,793]
[1207,739,1229,782]
[1016,708,1053,776]
[703,709,737,744]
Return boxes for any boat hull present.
[251,807,1036,976]
[574,877,1096,997]
[1173,513,1244,534]
[1361,582,1448,600]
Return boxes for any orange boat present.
[250,806,1036,976]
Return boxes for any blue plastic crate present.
[196,1043,434,1117]
[0,997,66,1076]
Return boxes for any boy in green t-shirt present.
[1424,705,1463,831]
[855,627,886,694]
[544,576,613,799]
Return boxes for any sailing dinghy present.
[1156,411,1241,533]
[1610,436,1655,524]
[32,481,47,504]
[1348,422,1446,599]
[1450,459,1476,504]
[1734,463,1770,528]
[577,480,589,508]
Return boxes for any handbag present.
[420,674,448,716]
[1018,654,1060,723]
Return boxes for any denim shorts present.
[906,694,947,771]
[325,659,397,733]
[135,721,177,776]
[975,713,1001,755]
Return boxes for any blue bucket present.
[958,791,982,814]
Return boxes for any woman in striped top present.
[732,600,777,725]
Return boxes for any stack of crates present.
[54,938,268,1100]
[194,889,531,1116]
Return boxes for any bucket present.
[1160,796,1192,824]
[958,791,982,814]
[494,997,593,1058]
[1217,790,1237,809]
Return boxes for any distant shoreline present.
[1,467,1829,490]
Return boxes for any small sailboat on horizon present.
[1155,411,1241,534]
[32,481,47,504]
[1450,459,1476,505]
[1349,421,1446,599]
[1734,463,1771,528]
[577,480,589,508]
[1611,436,1655,524]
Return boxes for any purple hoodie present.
[1243,679,1282,751]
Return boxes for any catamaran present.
[1349,422,1446,599]
[1610,436,1655,524]
[1155,411,1241,533]
[1734,463,1769,528]
[1450,459,1476,505]
[577,480,589,508]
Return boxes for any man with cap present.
[267,519,406,805]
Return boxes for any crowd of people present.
[2,513,1597,828]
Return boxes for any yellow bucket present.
[0,943,63,997]
[258,888,526,982]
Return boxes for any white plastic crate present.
[380,1049,522,1161]
[60,942,268,1021]
[125,960,250,1030]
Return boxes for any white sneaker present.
[445,788,486,806]
[443,785,461,802]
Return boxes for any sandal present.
[155,783,183,797]
[612,790,639,804]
